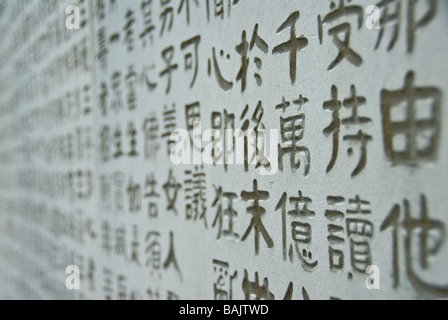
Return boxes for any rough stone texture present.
[0,0,447,299]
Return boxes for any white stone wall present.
[0,0,447,299]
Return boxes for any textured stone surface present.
[0,0,447,299]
